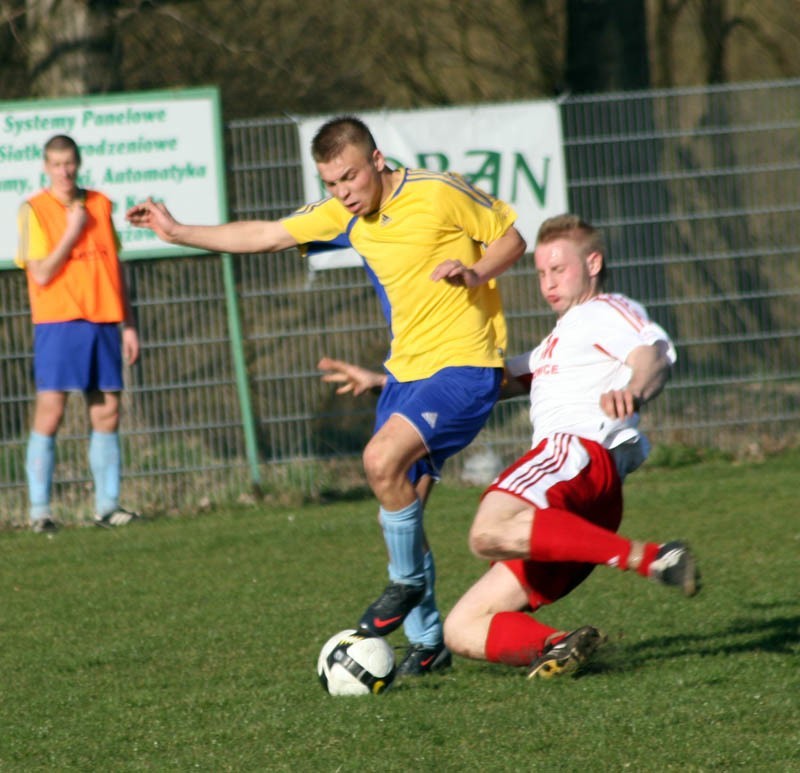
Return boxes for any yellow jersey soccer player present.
[127,116,526,676]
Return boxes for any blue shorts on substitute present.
[375,366,503,484]
[33,320,123,392]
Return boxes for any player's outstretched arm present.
[600,340,673,419]
[125,197,298,254]
[430,226,526,287]
[318,357,387,396]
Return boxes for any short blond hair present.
[536,214,607,284]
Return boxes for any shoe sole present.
[94,515,141,528]
[679,550,699,597]
[528,628,605,680]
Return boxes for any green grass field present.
[1,450,798,771]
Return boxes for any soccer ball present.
[317,629,396,696]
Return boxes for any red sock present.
[485,611,558,666]
[530,507,633,569]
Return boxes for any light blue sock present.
[89,431,121,516]
[379,499,425,587]
[26,431,55,521]
[403,549,443,647]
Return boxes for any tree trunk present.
[565,0,650,94]
[562,0,677,337]
[26,0,121,96]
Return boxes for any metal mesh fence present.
[561,80,800,450]
[1,80,798,525]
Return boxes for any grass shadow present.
[594,608,800,674]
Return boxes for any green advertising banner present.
[298,100,568,272]
[0,87,226,268]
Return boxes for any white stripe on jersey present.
[494,434,589,508]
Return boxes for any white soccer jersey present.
[507,293,676,454]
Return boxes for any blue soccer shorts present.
[33,320,123,393]
[374,365,503,484]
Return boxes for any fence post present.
[221,252,262,492]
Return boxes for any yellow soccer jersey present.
[15,201,50,266]
[282,169,518,381]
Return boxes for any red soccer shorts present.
[484,433,623,610]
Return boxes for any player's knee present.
[362,444,401,494]
[443,612,467,656]
[444,608,488,660]
[88,392,121,432]
[91,409,120,433]
[33,414,63,436]
[362,444,385,486]
[442,620,461,655]
[468,523,495,560]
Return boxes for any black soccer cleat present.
[527,626,606,680]
[32,517,59,534]
[94,507,142,528]
[395,642,452,678]
[648,540,701,596]
[358,582,426,636]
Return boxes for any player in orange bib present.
[16,134,140,532]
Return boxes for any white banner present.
[0,87,226,267]
[297,101,567,270]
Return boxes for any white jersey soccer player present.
[443,214,700,680]
[506,292,676,480]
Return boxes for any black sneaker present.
[648,540,700,596]
[527,626,605,680]
[32,517,59,534]
[396,642,452,678]
[358,582,425,636]
[94,507,142,528]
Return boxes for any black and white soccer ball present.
[317,628,396,696]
